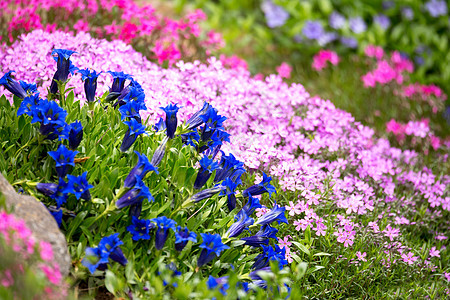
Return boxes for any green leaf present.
[291,241,310,256]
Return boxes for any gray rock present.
[0,173,70,277]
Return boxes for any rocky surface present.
[0,173,70,276]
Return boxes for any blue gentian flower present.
[0,71,27,99]
[201,129,230,159]
[30,99,68,140]
[68,120,83,150]
[107,71,132,93]
[49,49,77,94]
[242,194,262,216]
[36,182,58,197]
[174,226,197,251]
[253,245,287,270]
[241,225,278,247]
[82,247,109,274]
[249,266,270,288]
[214,152,246,184]
[199,107,227,141]
[318,32,339,46]
[98,233,127,266]
[78,69,102,102]
[124,151,158,188]
[242,172,276,198]
[190,185,225,203]
[254,203,287,226]
[181,131,200,147]
[401,6,414,20]
[49,208,63,227]
[113,82,145,108]
[19,80,38,96]
[349,17,367,34]
[197,233,229,267]
[48,144,78,178]
[186,102,212,130]
[150,136,168,167]
[119,100,143,121]
[120,118,147,152]
[63,172,94,200]
[207,276,229,296]
[50,178,69,208]
[154,117,166,132]
[329,12,346,29]
[160,103,180,139]
[220,178,238,211]
[126,216,154,241]
[116,176,154,209]
[302,21,324,40]
[17,94,41,117]
[226,210,254,238]
[152,216,177,250]
[194,155,220,190]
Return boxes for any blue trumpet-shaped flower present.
[30,99,68,140]
[154,117,166,132]
[252,245,287,270]
[17,94,41,117]
[220,178,238,211]
[254,203,287,226]
[48,144,78,178]
[181,131,200,147]
[19,80,38,96]
[107,71,132,93]
[49,208,63,227]
[207,276,229,296]
[36,182,58,197]
[186,102,212,130]
[197,233,229,267]
[150,136,168,167]
[120,118,147,152]
[152,216,177,250]
[226,210,254,238]
[190,185,225,203]
[49,49,77,94]
[199,107,227,141]
[124,151,158,188]
[0,71,27,99]
[116,176,154,209]
[82,233,127,274]
[68,120,83,150]
[126,216,154,241]
[194,155,220,189]
[242,194,262,216]
[63,172,94,200]
[241,225,278,247]
[242,172,276,198]
[45,178,69,208]
[214,152,246,184]
[160,103,180,139]
[174,226,197,251]
[119,100,144,121]
[78,68,102,102]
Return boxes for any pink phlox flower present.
[364,45,384,60]
[368,221,380,233]
[39,264,62,285]
[401,252,418,265]
[312,50,339,71]
[356,251,367,262]
[255,206,270,218]
[394,216,410,225]
[276,62,292,79]
[429,246,440,258]
[278,235,292,249]
[386,119,405,135]
[444,272,450,282]
[383,225,400,241]
[39,241,54,261]
[286,201,302,216]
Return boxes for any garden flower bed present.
[0,29,449,298]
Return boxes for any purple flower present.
[374,14,390,30]
[116,176,154,209]
[261,0,289,28]
[424,0,447,17]
[401,7,414,20]
[226,210,254,238]
[302,21,324,40]
[241,225,278,247]
[318,32,339,46]
[190,185,225,203]
[340,36,358,48]
[329,12,346,29]
[349,17,366,34]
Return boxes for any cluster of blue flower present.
[1,48,291,295]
